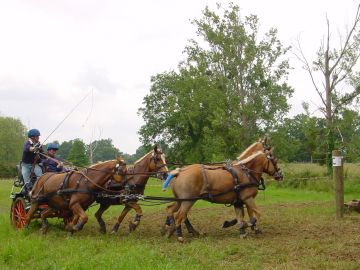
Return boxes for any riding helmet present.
[47,143,59,151]
[27,129,41,138]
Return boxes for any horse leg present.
[163,202,180,237]
[94,203,111,234]
[243,197,262,234]
[184,218,200,237]
[128,202,143,232]
[39,208,54,234]
[174,201,195,242]
[69,203,88,232]
[110,205,132,234]
[222,201,244,228]
[24,201,39,229]
[234,204,249,237]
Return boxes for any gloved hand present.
[34,142,41,148]
[57,162,64,168]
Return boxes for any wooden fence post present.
[332,150,344,219]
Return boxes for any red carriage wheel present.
[10,197,27,229]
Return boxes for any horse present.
[94,145,168,234]
[162,138,271,236]
[163,148,283,242]
[24,157,127,234]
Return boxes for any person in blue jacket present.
[21,128,43,190]
[42,143,65,173]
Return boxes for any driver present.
[42,143,65,173]
[21,128,43,190]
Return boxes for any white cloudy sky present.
[0,0,357,154]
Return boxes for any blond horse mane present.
[236,150,263,165]
[88,159,116,168]
[134,150,153,165]
[237,142,261,160]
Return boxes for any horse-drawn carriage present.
[9,146,166,234]
[9,141,283,242]
[10,163,73,229]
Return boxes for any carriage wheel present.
[10,197,27,229]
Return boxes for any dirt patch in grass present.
[100,201,360,269]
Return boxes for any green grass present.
[1,175,360,269]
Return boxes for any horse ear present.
[116,156,125,163]
[154,145,158,152]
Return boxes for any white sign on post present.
[332,156,342,167]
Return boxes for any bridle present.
[150,150,168,178]
[264,153,283,180]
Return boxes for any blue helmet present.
[28,129,40,138]
[47,143,59,151]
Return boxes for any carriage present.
[9,163,72,229]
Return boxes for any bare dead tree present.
[294,3,360,171]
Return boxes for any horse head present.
[112,156,128,183]
[150,145,168,180]
[263,148,283,181]
[237,148,283,181]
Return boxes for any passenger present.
[42,143,65,173]
[21,128,43,190]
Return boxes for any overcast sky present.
[0,0,358,154]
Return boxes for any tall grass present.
[270,162,360,195]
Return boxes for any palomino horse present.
[164,148,282,242]
[24,157,127,233]
[95,145,168,234]
[163,138,271,236]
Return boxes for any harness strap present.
[201,165,212,199]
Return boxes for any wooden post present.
[332,150,344,219]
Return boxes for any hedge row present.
[0,162,17,178]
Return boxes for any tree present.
[295,3,360,171]
[87,139,122,163]
[138,3,293,162]
[0,116,27,163]
[67,139,89,167]
[57,140,74,160]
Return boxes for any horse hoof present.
[240,232,248,239]
[40,227,48,235]
[189,230,200,237]
[222,219,238,228]
[99,228,106,234]
[254,228,262,235]
[65,224,73,232]
[66,231,73,238]
[129,222,137,232]
[110,230,117,235]
[177,237,184,243]
[160,225,167,236]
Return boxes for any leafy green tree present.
[57,140,74,160]
[0,116,27,163]
[335,109,360,162]
[67,139,89,167]
[138,3,293,162]
[87,139,123,163]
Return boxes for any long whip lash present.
[42,91,92,145]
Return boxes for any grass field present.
[1,164,360,269]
